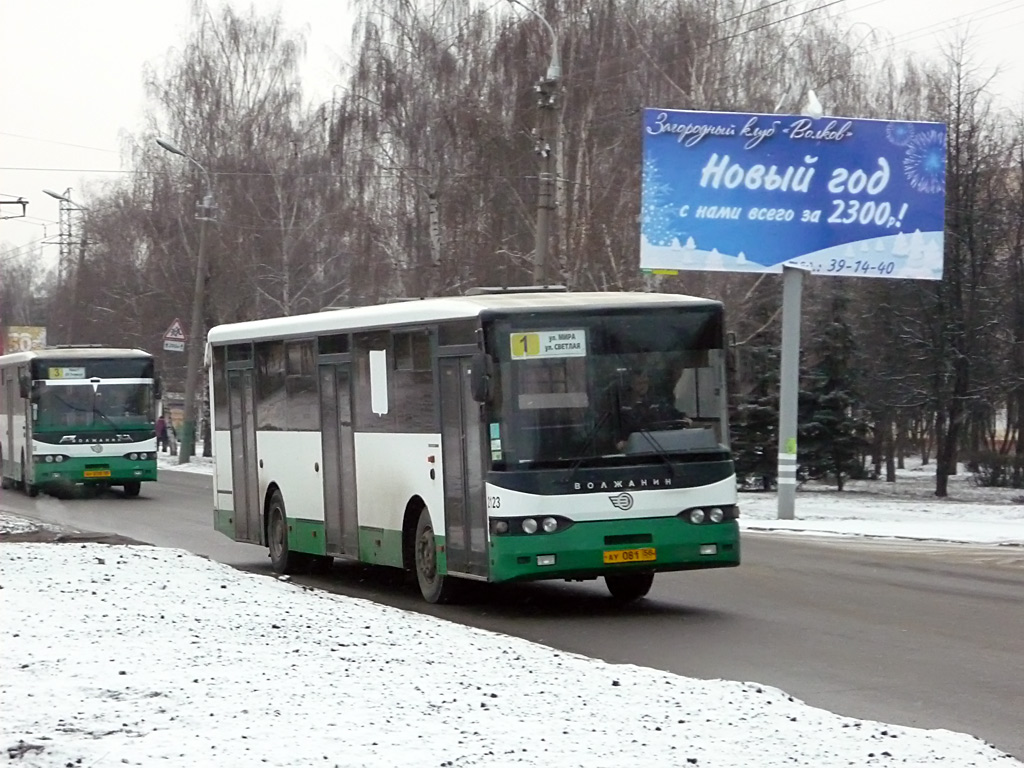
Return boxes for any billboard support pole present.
[777,264,808,520]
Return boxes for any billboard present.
[641,109,947,279]
[4,326,48,353]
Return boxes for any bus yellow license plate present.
[84,470,111,478]
[603,547,656,564]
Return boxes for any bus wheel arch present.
[262,482,281,548]
[401,496,428,572]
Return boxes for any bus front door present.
[319,363,357,556]
[228,369,260,544]
[439,356,488,578]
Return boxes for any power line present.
[716,0,794,25]
[710,0,848,46]
[860,0,1024,56]
[0,130,120,154]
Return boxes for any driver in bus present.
[616,369,689,450]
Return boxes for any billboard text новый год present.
[640,109,947,279]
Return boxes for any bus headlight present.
[689,508,706,524]
[492,520,509,535]
[521,518,538,534]
[542,517,558,533]
[129,453,138,461]
[45,455,54,463]
[708,507,724,523]
[55,455,64,463]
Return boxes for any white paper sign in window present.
[369,349,389,415]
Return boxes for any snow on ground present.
[156,451,214,475]
[739,460,1024,546]
[0,534,1019,768]
[0,512,65,536]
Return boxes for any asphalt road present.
[3,471,1023,759]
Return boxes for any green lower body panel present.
[213,511,414,571]
[357,527,405,568]
[286,518,327,556]
[265,519,407,565]
[489,516,739,583]
[33,456,157,488]
[214,507,235,539]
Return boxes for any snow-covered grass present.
[0,512,65,536]
[156,451,214,475]
[0,536,1018,768]
[739,459,1024,545]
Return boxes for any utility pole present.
[509,0,561,286]
[534,74,558,286]
[43,188,86,344]
[156,138,217,465]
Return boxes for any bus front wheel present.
[605,572,654,602]
[414,506,458,604]
[123,481,141,498]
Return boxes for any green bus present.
[208,289,740,602]
[0,347,160,497]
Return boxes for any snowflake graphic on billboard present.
[886,122,915,147]
[903,129,946,194]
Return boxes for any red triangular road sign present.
[164,318,187,341]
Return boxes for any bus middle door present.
[319,362,357,556]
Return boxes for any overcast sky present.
[2,0,1022,267]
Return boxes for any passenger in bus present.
[616,369,689,450]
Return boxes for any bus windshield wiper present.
[562,408,612,487]
[91,404,118,429]
[628,428,678,481]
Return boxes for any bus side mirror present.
[154,376,163,400]
[470,352,494,403]
[18,375,31,399]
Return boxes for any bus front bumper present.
[33,458,157,486]
[487,516,739,583]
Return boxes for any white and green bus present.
[208,289,740,603]
[0,347,160,497]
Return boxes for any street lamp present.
[156,137,217,465]
[43,187,87,344]
[508,0,561,285]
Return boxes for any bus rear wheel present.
[123,481,141,498]
[414,506,458,604]
[605,572,655,602]
[267,490,310,575]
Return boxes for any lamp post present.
[43,188,87,344]
[509,0,561,285]
[156,138,216,465]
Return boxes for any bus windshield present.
[488,307,726,468]
[35,381,154,430]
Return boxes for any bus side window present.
[353,331,395,431]
[393,330,435,432]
